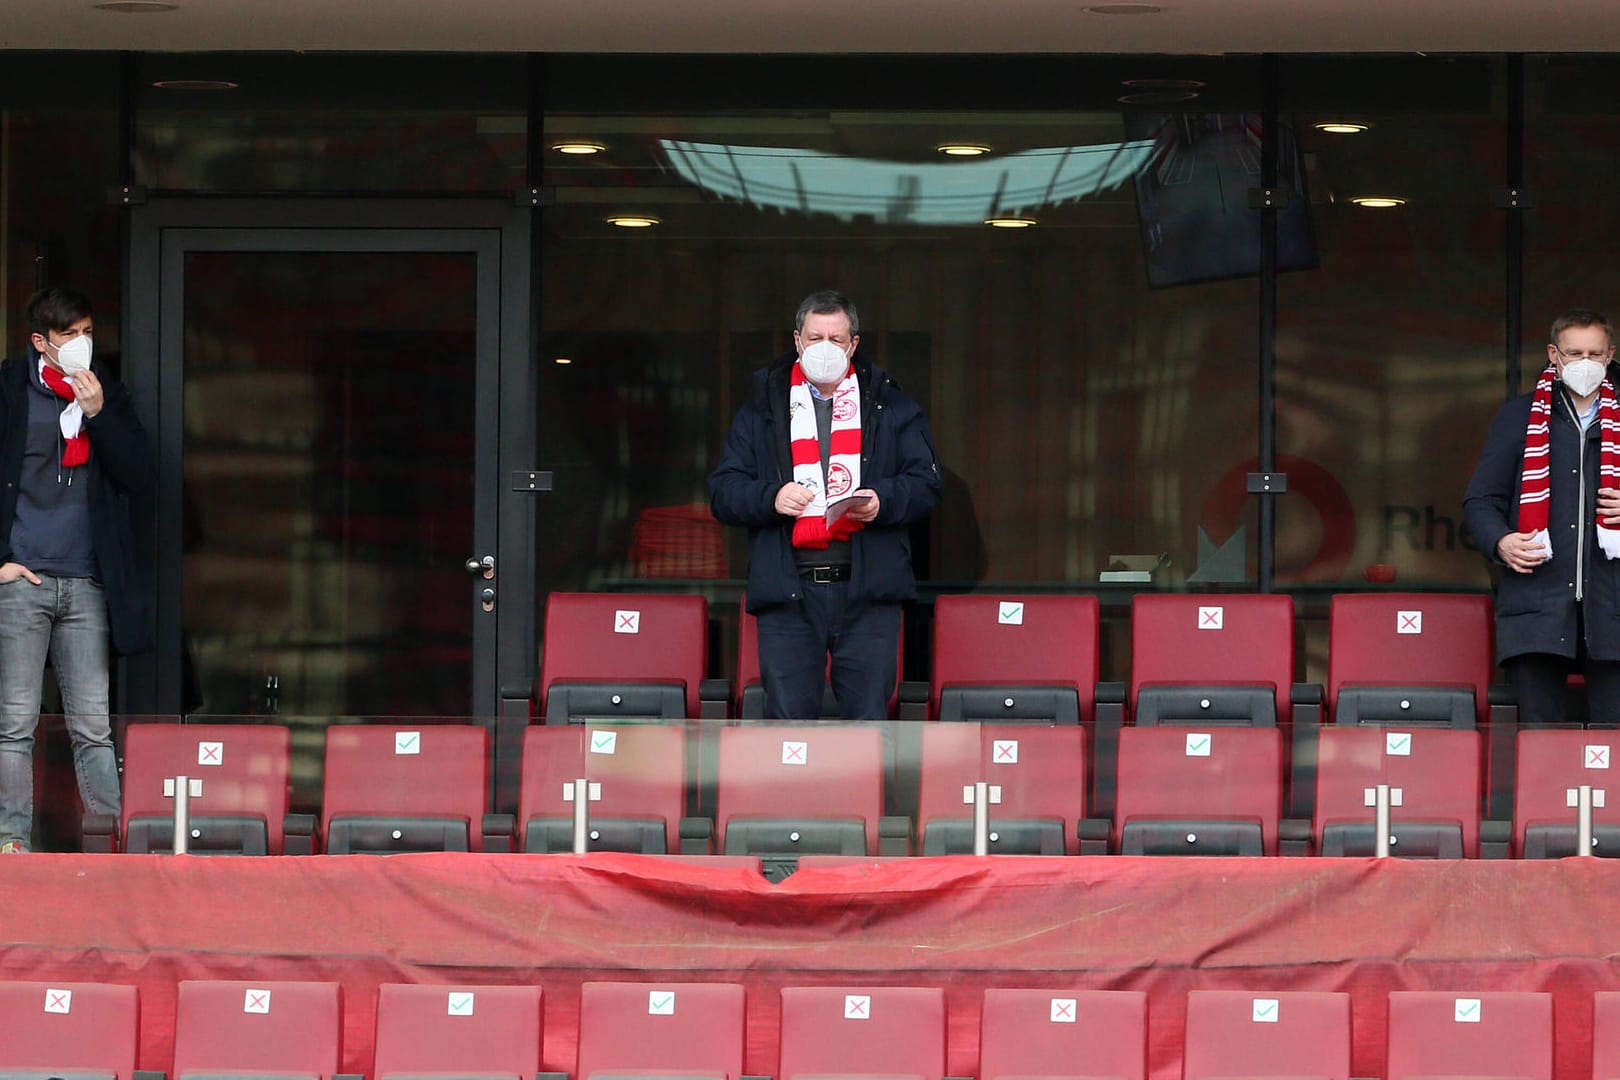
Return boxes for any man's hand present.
[1497,532,1550,574]
[0,562,41,585]
[844,488,880,523]
[69,369,104,418]
[1601,486,1620,527]
[774,482,815,517]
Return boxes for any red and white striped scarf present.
[1519,361,1620,560]
[789,361,863,549]
[39,362,90,468]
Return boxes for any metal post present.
[1577,784,1595,857]
[165,776,203,855]
[1373,784,1392,859]
[572,777,590,854]
[972,781,990,856]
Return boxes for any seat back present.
[1328,594,1492,727]
[577,981,746,1080]
[1314,727,1482,857]
[979,988,1146,1080]
[173,980,340,1080]
[0,981,138,1080]
[1131,594,1295,726]
[1385,992,1552,1080]
[321,724,489,853]
[1513,729,1620,857]
[541,593,708,720]
[778,986,945,1080]
[1184,991,1350,1080]
[737,599,902,718]
[930,594,1099,722]
[1592,991,1620,1080]
[518,724,687,852]
[120,722,291,854]
[917,724,1087,854]
[373,983,540,1079]
[716,725,885,857]
[1114,726,1283,855]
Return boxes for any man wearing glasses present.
[1465,308,1620,725]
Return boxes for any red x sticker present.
[844,994,870,1019]
[44,989,71,1014]
[1050,998,1076,1022]
[1588,745,1611,769]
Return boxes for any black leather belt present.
[802,565,851,583]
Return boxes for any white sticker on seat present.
[782,740,808,765]
[1397,610,1423,634]
[43,988,71,1014]
[615,610,641,634]
[1198,606,1224,630]
[1252,998,1280,1023]
[395,731,421,755]
[649,989,676,1015]
[844,994,871,1019]
[992,739,1019,764]
[998,601,1024,625]
[448,992,474,1016]
[1050,997,1076,1023]
[244,988,272,1014]
[197,741,224,766]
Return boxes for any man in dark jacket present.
[1464,307,1620,726]
[710,290,941,719]
[0,287,153,852]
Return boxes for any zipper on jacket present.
[1564,399,1588,602]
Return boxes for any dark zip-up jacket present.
[1464,383,1620,662]
[709,351,942,613]
[0,350,155,655]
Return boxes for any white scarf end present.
[1600,526,1620,561]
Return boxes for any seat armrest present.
[335,1073,365,1080]
[878,814,913,856]
[82,812,119,853]
[679,816,715,855]
[1488,684,1517,708]
[537,1073,570,1080]
[898,679,930,722]
[284,812,319,855]
[1290,693,1323,820]
[1095,680,1126,705]
[1290,681,1324,706]
[1278,816,1313,857]
[1078,816,1110,856]
[482,812,517,852]
[134,1071,168,1080]
[1480,818,1512,860]
[700,677,732,719]
[1091,689,1127,818]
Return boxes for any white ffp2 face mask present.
[1562,357,1607,398]
[799,340,850,384]
[50,335,92,375]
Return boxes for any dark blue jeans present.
[755,583,900,721]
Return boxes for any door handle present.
[481,586,496,613]
[465,555,495,579]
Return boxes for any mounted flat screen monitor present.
[1129,112,1318,288]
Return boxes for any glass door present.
[125,200,534,721]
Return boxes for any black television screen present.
[1129,113,1319,288]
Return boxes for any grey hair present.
[794,290,860,337]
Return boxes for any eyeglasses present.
[1555,347,1613,362]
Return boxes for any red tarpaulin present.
[2,854,1616,1080]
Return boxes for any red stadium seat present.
[539,593,709,721]
[715,724,902,879]
[736,599,902,719]
[1314,727,1483,857]
[518,723,691,853]
[930,594,1100,723]
[1385,991,1552,1080]
[372,983,541,1080]
[173,980,341,1080]
[916,723,1091,854]
[578,981,746,1080]
[1184,990,1351,1080]
[1513,729,1620,858]
[0,981,139,1080]
[1591,992,1620,1080]
[979,988,1146,1080]
[1114,726,1284,855]
[1131,594,1296,727]
[1327,594,1493,728]
[779,986,945,1080]
[95,722,296,855]
[322,723,502,853]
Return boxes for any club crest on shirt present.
[827,463,854,498]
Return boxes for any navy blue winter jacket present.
[709,352,941,613]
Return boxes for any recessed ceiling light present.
[1085,3,1164,13]
[552,141,606,155]
[151,79,238,91]
[984,216,1037,228]
[92,1,179,11]
[1122,78,1206,89]
[1117,91,1200,105]
[554,357,574,365]
[1315,121,1370,134]
[1349,195,1407,208]
[605,214,661,228]
[937,143,992,157]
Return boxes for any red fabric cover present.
[173,979,340,1079]
[0,855,1616,1080]
[540,593,708,719]
[930,594,1100,721]
[1314,727,1482,856]
[1591,992,1620,1080]
[0,980,138,1078]
[1130,594,1296,727]
[520,724,687,852]
[1184,991,1350,1080]
[321,724,489,851]
[122,723,292,855]
[979,988,1146,1080]
[1327,593,1495,727]
[373,983,540,1078]
[1386,991,1552,1080]
[780,986,945,1080]
[917,724,1088,854]
[578,981,745,1080]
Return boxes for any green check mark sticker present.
[1454,998,1481,1022]
[998,602,1024,625]
[649,991,675,1015]
[395,731,420,755]
[1386,732,1412,756]
[1185,733,1211,757]
[590,730,618,755]
[448,993,474,1015]
[1252,999,1279,1023]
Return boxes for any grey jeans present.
[0,574,121,847]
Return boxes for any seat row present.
[90,721,1620,871]
[5,979,1606,1080]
